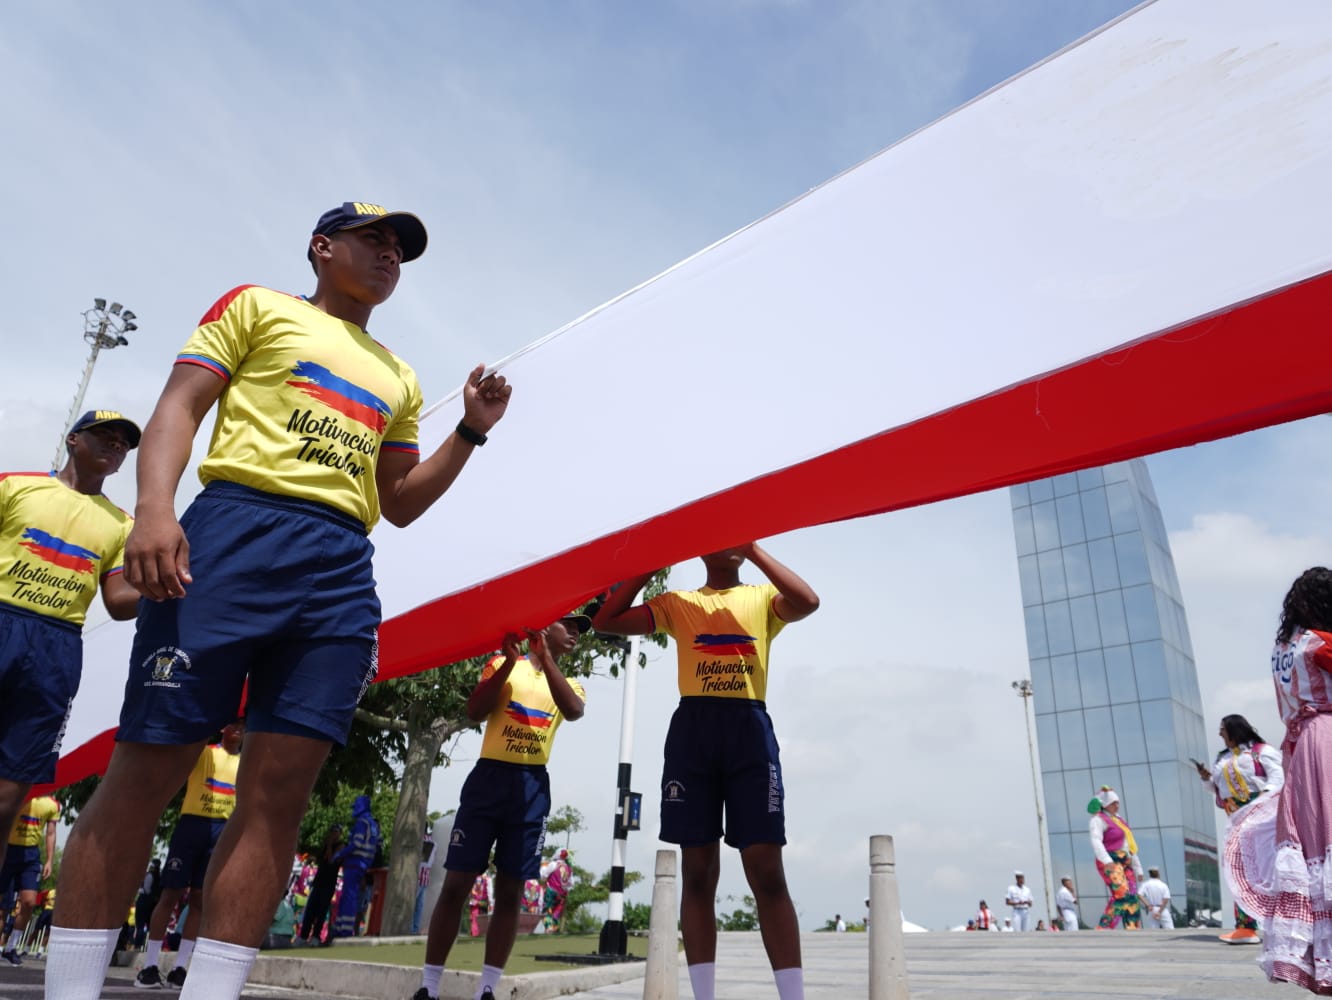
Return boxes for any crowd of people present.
[0,202,820,1000]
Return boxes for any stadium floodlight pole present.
[598,632,642,957]
[1012,678,1055,927]
[53,299,137,470]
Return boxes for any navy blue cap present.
[70,410,141,448]
[309,202,428,263]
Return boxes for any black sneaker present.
[134,965,164,989]
[479,990,496,1000]
[0,949,21,967]
[410,989,438,1000]
[166,965,187,988]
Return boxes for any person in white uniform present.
[1055,876,1079,932]
[1005,870,1034,931]
[1138,868,1174,929]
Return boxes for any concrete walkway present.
[0,928,1274,999]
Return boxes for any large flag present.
[50,0,1332,790]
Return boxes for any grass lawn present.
[292,934,649,975]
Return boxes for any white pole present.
[868,835,910,1000]
[642,849,678,1000]
[600,633,641,954]
[1014,680,1055,926]
[53,338,102,470]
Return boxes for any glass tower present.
[1010,460,1219,924]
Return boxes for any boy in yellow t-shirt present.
[415,616,587,1000]
[0,410,140,872]
[593,543,819,1000]
[49,203,514,1000]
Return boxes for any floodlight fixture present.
[109,302,122,315]
[93,298,106,311]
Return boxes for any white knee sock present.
[421,962,444,997]
[43,927,120,1000]
[144,937,163,966]
[176,937,257,999]
[773,966,804,1000]
[688,962,716,1000]
[176,937,195,967]
[475,963,503,998]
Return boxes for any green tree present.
[717,894,758,931]
[562,860,644,934]
[545,805,585,850]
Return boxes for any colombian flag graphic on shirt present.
[19,527,98,574]
[286,360,392,433]
[692,633,758,657]
[204,777,236,798]
[504,701,555,729]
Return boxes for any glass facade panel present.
[1123,585,1162,642]
[1056,493,1086,545]
[1140,700,1177,761]
[1011,460,1217,918]
[1032,500,1060,551]
[1045,601,1075,656]
[1132,642,1170,702]
[1077,467,1105,490]
[1063,544,1094,598]
[1114,532,1151,588]
[1051,654,1081,712]
[1076,650,1110,708]
[1087,537,1120,592]
[1070,596,1102,651]
[1081,487,1113,541]
[1095,591,1130,646]
[1057,712,1090,771]
[1038,549,1068,602]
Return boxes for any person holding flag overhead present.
[413,616,587,1000]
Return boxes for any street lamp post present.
[53,299,137,469]
[1012,678,1055,927]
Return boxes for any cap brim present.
[79,418,142,448]
[560,614,593,634]
[339,211,428,262]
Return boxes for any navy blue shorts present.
[0,606,81,784]
[118,482,381,746]
[0,845,42,895]
[161,814,227,890]
[660,698,786,850]
[444,760,551,881]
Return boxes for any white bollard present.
[421,814,454,929]
[642,849,679,1000]
[869,835,910,1000]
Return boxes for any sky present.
[3,0,1328,934]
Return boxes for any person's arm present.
[527,629,585,721]
[376,365,511,528]
[590,573,657,636]
[100,571,141,620]
[1088,815,1112,865]
[1259,743,1285,795]
[125,365,227,601]
[467,636,522,722]
[742,543,819,622]
[41,818,56,881]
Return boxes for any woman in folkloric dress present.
[1196,713,1282,945]
[1228,567,1332,994]
[1088,786,1143,929]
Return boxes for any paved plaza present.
[0,928,1278,999]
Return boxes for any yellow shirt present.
[477,656,586,765]
[181,744,240,820]
[177,285,423,530]
[646,584,785,700]
[0,473,131,627]
[8,796,59,848]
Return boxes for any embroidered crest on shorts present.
[143,645,192,688]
